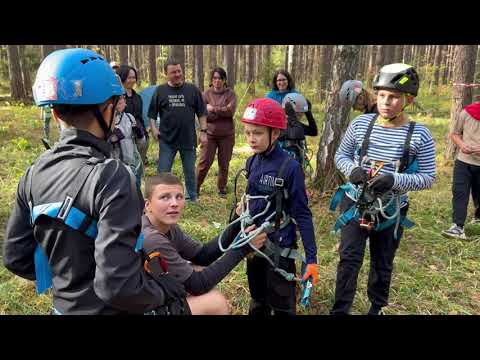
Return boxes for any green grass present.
[0,88,479,315]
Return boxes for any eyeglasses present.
[276,78,288,82]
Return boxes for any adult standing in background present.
[442,101,480,239]
[148,58,208,202]
[118,65,149,165]
[266,69,298,105]
[196,67,237,197]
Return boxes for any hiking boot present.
[442,224,466,239]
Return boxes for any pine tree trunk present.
[209,45,217,70]
[104,45,111,61]
[247,45,255,95]
[287,45,295,77]
[235,45,242,84]
[223,45,234,90]
[320,45,334,94]
[242,45,248,83]
[297,45,304,85]
[394,44,404,63]
[18,45,32,99]
[119,45,128,65]
[41,45,55,60]
[384,45,395,65]
[135,45,141,73]
[284,45,289,70]
[255,45,262,83]
[263,45,272,87]
[314,45,362,193]
[375,45,386,74]
[446,45,479,160]
[429,45,443,94]
[194,45,204,91]
[169,45,185,72]
[148,45,157,85]
[366,45,377,88]
[7,45,26,101]
[305,46,314,86]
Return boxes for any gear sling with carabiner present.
[229,154,307,276]
[330,114,417,238]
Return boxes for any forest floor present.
[1,84,479,315]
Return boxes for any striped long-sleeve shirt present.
[335,113,436,198]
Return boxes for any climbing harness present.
[330,115,417,239]
[220,154,306,283]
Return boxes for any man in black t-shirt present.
[149,58,208,202]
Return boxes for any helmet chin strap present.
[93,97,119,140]
[260,128,276,156]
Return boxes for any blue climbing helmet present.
[33,48,125,107]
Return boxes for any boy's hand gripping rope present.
[218,193,301,282]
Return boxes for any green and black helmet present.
[373,63,420,96]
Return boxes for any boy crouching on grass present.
[142,173,267,315]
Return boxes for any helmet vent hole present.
[80,59,90,64]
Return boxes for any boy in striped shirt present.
[331,64,436,315]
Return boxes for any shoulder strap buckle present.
[57,195,74,221]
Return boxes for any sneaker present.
[442,224,466,239]
[470,217,480,225]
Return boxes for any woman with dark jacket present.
[196,67,237,197]
[117,65,149,164]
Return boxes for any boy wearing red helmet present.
[240,98,318,315]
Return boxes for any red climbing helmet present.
[241,98,287,130]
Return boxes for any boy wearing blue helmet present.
[3,48,187,315]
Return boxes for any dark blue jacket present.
[246,144,317,264]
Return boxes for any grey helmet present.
[282,92,308,113]
[339,80,363,105]
[373,63,419,96]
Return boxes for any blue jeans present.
[158,141,197,201]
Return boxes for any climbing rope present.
[218,193,301,282]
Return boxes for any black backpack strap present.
[358,114,378,166]
[272,156,292,268]
[56,157,104,222]
[399,121,416,173]
[274,156,292,225]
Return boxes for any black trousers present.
[331,195,407,315]
[452,159,480,227]
[247,254,297,316]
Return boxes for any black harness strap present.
[399,121,416,173]
[358,114,379,166]
[271,156,292,268]
[56,157,104,222]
